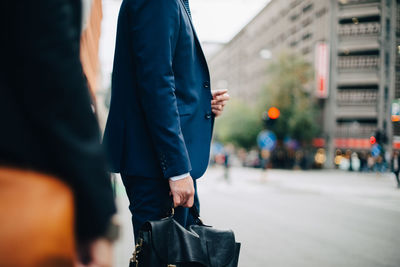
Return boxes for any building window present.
[386,18,391,40]
[338,22,381,37]
[290,13,300,21]
[278,33,287,42]
[302,46,311,55]
[302,3,313,13]
[338,55,380,70]
[302,32,313,40]
[339,16,380,24]
[280,8,289,17]
[316,7,328,18]
[396,72,400,98]
[302,17,313,27]
[289,40,298,47]
[290,0,303,9]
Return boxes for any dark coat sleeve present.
[13,0,116,242]
[126,0,192,178]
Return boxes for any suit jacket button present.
[203,81,210,88]
[205,113,212,119]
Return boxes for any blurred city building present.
[208,0,400,167]
[202,41,225,59]
[81,0,103,94]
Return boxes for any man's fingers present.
[212,99,229,106]
[212,89,228,97]
[215,94,230,101]
[181,189,194,208]
[211,104,223,111]
[185,194,194,208]
[212,109,222,117]
[169,176,194,208]
[211,92,229,117]
[173,194,181,208]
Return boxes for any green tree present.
[259,53,319,142]
[214,99,263,150]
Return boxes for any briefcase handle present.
[167,198,205,226]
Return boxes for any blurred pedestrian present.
[345,150,353,171]
[351,152,360,172]
[339,151,350,171]
[334,149,343,169]
[294,150,304,170]
[314,148,326,169]
[367,153,375,172]
[223,144,234,181]
[1,1,117,266]
[391,151,400,188]
[260,149,270,182]
[375,155,384,173]
[359,151,368,172]
[103,0,229,244]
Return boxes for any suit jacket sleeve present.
[14,0,116,242]
[127,0,192,178]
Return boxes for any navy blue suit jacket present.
[103,0,214,179]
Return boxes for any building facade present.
[209,0,331,102]
[208,0,399,167]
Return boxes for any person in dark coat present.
[391,151,400,188]
[0,0,116,265]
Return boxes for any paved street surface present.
[113,167,400,267]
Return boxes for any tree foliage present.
[214,99,262,150]
[214,52,319,150]
[258,53,319,142]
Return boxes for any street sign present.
[392,99,400,122]
[371,144,381,157]
[257,130,277,150]
[315,42,330,99]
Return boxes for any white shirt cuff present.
[169,173,190,181]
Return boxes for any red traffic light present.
[268,107,280,120]
[370,136,376,145]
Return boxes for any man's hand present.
[169,176,195,208]
[76,238,113,267]
[211,89,230,117]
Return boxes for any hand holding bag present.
[130,206,241,267]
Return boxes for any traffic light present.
[369,136,376,145]
[268,107,280,120]
[263,107,280,128]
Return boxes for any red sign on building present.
[334,138,371,149]
[315,42,330,99]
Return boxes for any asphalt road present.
[113,167,400,267]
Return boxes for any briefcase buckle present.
[130,238,143,267]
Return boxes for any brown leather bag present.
[0,168,75,267]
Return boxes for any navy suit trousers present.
[121,175,200,241]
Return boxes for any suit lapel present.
[178,0,197,38]
[177,0,209,75]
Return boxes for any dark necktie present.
[183,0,191,18]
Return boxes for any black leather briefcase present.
[129,207,241,267]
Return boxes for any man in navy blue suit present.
[103,0,229,239]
